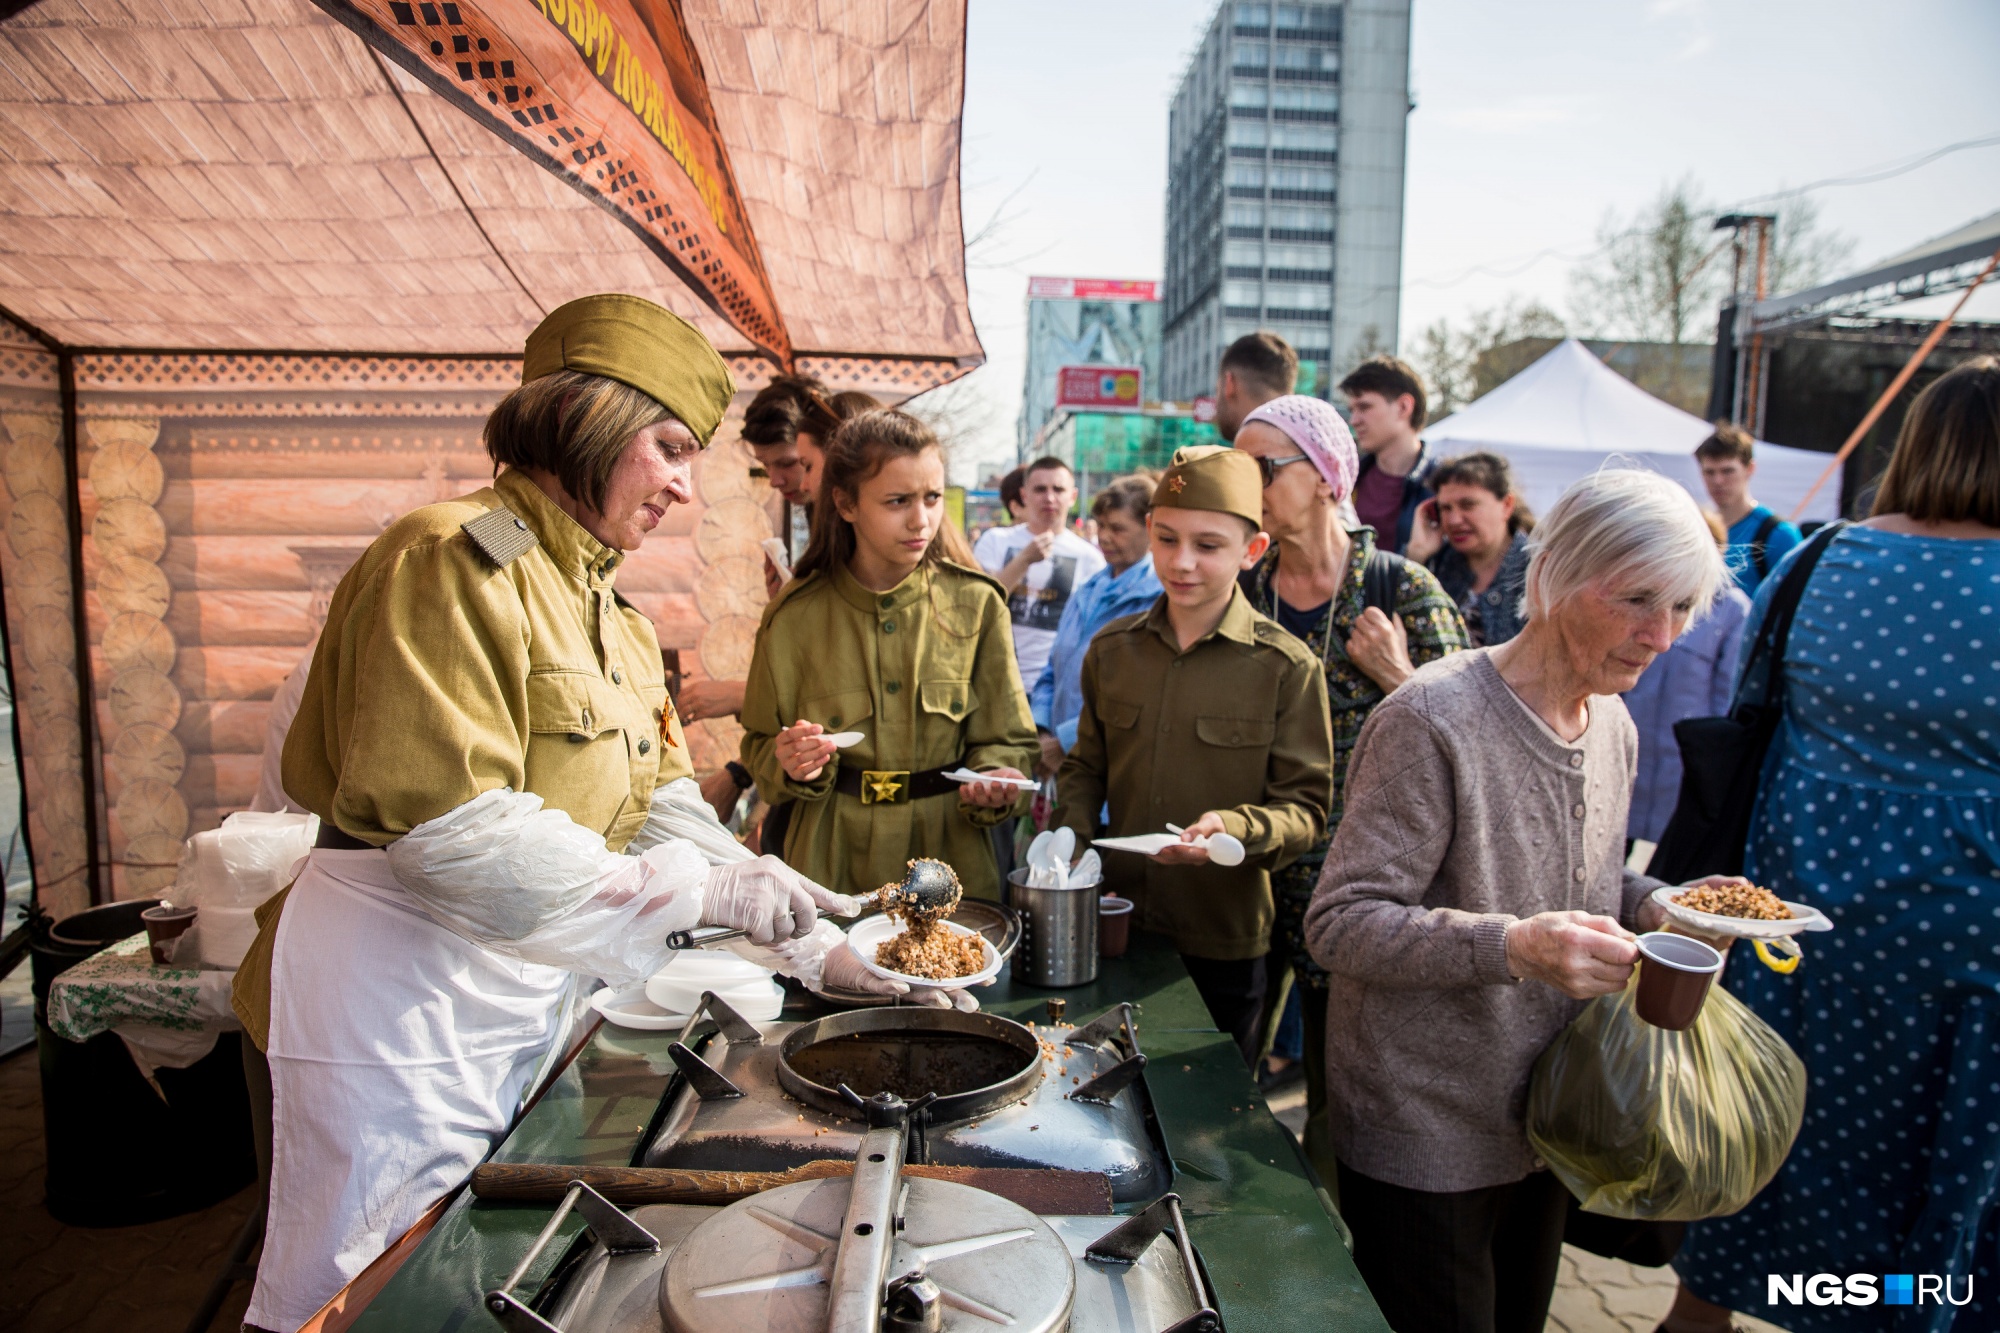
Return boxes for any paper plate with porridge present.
[841,857,1003,988]
[1649,882,1833,940]
[1649,882,1831,974]
[845,915,1003,988]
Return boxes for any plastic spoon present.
[1025,830,1054,888]
[1032,831,1067,888]
[1167,823,1248,868]
[1070,849,1102,889]
[1050,827,1075,890]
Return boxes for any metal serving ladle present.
[666,858,962,951]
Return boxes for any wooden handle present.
[468,1160,1112,1214]
[469,1161,835,1205]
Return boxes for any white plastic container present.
[175,810,318,969]
[198,904,262,970]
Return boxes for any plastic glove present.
[701,855,855,944]
[723,918,843,991]
[818,939,983,1012]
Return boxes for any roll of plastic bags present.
[174,810,318,912]
[1526,972,1806,1221]
[164,810,316,968]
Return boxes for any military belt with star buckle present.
[832,763,966,805]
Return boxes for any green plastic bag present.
[1526,974,1806,1221]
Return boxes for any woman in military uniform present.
[236,296,913,1331]
[741,410,1037,908]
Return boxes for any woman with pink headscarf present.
[1231,394,1468,1179]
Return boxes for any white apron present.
[245,847,578,1331]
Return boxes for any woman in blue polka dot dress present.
[1665,359,2000,1333]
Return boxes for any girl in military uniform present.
[741,410,1037,906]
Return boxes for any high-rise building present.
[1161,1,1411,404]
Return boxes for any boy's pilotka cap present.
[1153,445,1263,530]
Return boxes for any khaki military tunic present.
[232,468,692,1045]
[1053,588,1332,960]
[740,562,1037,902]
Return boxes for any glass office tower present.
[1162,1,1410,402]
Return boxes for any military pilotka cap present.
[1153,444,1264,530]
[522,294,736,445]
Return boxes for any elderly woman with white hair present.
[1304,467,1739,1333]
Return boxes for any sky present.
[929,0,2000,483]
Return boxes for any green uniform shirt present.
[1053,587,1333,961]
[740,561,1037,902]
[233,468,692,1045]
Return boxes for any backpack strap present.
[1363,548,1403,616]
[1734,519,1847,715]
[1748,512,1781,578]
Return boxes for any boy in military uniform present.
[1054,445,1333,1064]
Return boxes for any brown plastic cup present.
[1098,896,1134,958]
[1634,931,1724,1030]
[141,904,198,967]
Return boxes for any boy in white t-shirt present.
[971,457,1106,685]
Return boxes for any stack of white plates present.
[644,951,783,1023]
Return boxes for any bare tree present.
[1412,298,1567,418]
[1569,178,1726,349]
[904,368,1000,462]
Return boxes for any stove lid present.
[658,1176,1075,1333]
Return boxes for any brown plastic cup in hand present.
[1098,896,1134,958]
[1634,931,1724,1030]
[141,904,198,967]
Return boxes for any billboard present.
[1018,277,1163,454]
[1057,365,1143,411]
[1027,277,1160,302]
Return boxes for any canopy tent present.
[0,0,981,917]
[1422,338,1840,525]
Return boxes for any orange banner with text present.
[318,0,789,359]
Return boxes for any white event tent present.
[1422,339,1841,522]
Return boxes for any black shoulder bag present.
[1646,519,1848,884]
[1362,548,1404,615]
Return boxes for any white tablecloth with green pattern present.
[47,934,240,1075]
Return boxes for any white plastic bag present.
[173,811,318,969]
[175,810,318,911]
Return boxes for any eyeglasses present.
[1255,454,1312,487]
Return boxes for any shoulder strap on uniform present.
[1363,548,1404,615]
[1749,511,1781,578]
[461,505,540,568]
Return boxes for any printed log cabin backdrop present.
[0,0,982,918]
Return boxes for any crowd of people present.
[233,285,1996,1332]
[706,338,1999,1333]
